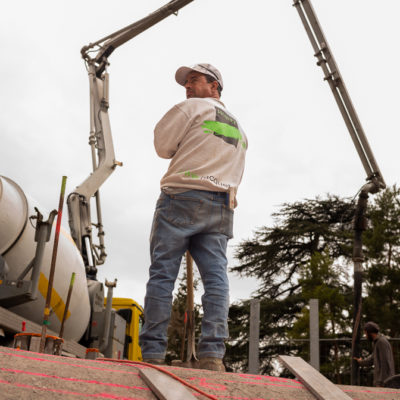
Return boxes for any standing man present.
[354,321,395,386]
[139,63,247,371]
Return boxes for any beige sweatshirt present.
[154,97,247,198]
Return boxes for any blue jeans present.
[139,189,234,360]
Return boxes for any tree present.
[363,185,400,337]
[293,251,350,339]
[232,195,354,299]
[226,187,400,380]
[226,194,355,374]
[289,251,352,383]
[226,294,305,374]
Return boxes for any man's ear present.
[211,80,219,92]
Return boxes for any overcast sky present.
[1,0,399,307]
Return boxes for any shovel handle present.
[186,251,194,311]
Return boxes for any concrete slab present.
[1,346,400,400]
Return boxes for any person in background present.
[354,321,395,386]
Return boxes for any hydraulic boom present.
[293,0,385,191]
[67,0,194,278]
[293,0,386,385]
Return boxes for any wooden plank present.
[139,367,197,400]
[278,355,352,400]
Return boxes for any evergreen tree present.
[289,251,352,383]
[227,194,355,374]
[293,251,351,339]
[226,187,400,379]
[232,195,354,299]
[363,186,400,337]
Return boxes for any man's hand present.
[353,357,362,363]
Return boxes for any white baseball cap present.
[175,63,223,90]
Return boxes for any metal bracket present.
[0,208,57,307]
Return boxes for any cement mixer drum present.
[0,176,90,341]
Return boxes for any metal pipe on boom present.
[67,0,194,278]
[292,0,386,385]
[293,0,385,191]
[81,0,194,77]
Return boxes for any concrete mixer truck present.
[0,175,144,359]
[0,0,194,359]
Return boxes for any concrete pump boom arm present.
[81,0,194,77]
[293,0,388,385]
[68,0,194,277]
[293,0,386,192]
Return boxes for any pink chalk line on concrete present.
[0,350,140,375]
[0,379,147,400]
[0,367,149,391]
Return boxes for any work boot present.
[142,358,166,366]
[199,357,225,372]
[171,359,199,369]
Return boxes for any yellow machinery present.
[105,297,143,361]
